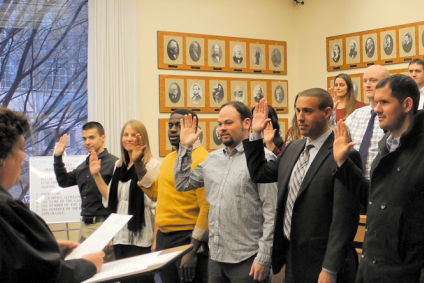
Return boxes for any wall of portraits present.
[327,68,409,104]
[158,31,287,75]
[160,75,289,113]
[327,21,424,72]
[158,117,289,157]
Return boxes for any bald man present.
[331,65,390,181]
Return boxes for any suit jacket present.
[244,133,360,282]
[335,110,424,282]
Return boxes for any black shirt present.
[54,149,118,217]
[0,185,96,282]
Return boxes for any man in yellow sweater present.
[141,109,209,283]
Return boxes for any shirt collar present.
[223,141,244,156]
[386,134,401,152]
[305,129,332,152]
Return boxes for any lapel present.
[297,132,334,197]
[277,139,307,204]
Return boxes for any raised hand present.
[263,122,276,144]
[131,133,147,163]
[252,99,271,134]
[54,134,68,156]
[328,87,340,109]
[89,151,101,176]
[333,120,355,167]
[180,114,203,148]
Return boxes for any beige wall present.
[136,0,296,159]
[136,0,424,159]
[295,0,424,89]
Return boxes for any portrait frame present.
[328,73,364,104]
[399,26,416,58]
[249,43,266,70]
[268,44,286,72]
[186,37,205,66]
[164,78,185,109]
[270,81,289,113]
[250,81,267,107]
[418,25,424,55]
[328,38,344,68]
[159,118,209,157]
[187,79,206,108]
[229,41,247,69]
[345,36,360,65]
[380,30,397,60]
[209,79,228,108]
[231,80,248,104]
[163,35,183,65]
[208,39,226,68]
[362,33,378,62]
[278,118,289,141]
[209,121,225,150]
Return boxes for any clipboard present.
[82,244,193,283]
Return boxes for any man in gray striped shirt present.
[174,101,278,283]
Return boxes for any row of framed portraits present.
[327,21,424,71]
[160,75,289,113]
[327,68,409,102]
[158,31,287,75]
[158,118,289,157]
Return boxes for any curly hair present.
[0,108,30,159]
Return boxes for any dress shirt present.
[331,105,385,180]
[54,149,118,217]
[103,158,160,247]
[174,142,277,266]
[386,134,401,153]
[289,129,332,181]
[419,86,424,110]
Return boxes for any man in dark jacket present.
[334,74,424,282]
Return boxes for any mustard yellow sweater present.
[142,146,209,239]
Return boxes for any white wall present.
[136,0,424,159]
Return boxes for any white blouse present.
[103,158,161,247]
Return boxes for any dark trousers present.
[208,255,269,283]
[156,230,208,283]
[113,244,155,283]
[284,243,356,283]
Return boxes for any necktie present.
[284,144,314,239]
[358,110,377,170]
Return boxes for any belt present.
[82,216,107,224]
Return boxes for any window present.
[0,0,88,200]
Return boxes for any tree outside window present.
[0,0,88,200]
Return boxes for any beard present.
[222,137,234,147]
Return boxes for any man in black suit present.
[243,89,360,283]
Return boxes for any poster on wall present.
[30,155,87,224]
